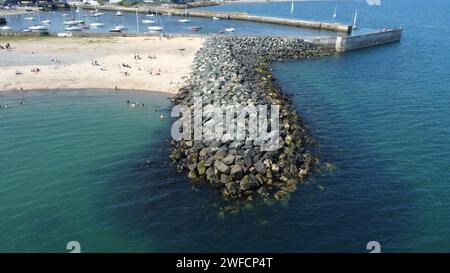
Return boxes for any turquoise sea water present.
[1,0,450,252]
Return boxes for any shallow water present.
[1,0,450,252]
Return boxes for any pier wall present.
[303,29,402,52]
[335,29,402,52]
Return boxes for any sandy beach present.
[0,36,203,94]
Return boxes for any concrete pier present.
[80,5,352,34]
[304,28,403,52]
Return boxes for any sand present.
[0,36,203,94]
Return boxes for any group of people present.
[149,68,161,76]
[30,67,41,73]
[127,100,145,108]
[0,43,11,50]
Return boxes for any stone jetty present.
[169,36,333,202]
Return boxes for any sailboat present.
[178,5,190,23]
[115,11,122,16]
[110,14,127,32]
[352,9,358,30]
[93,8,104,17]
[29,4,48,32]
[332,4,337,18]
[148,13,163,31]
[65,25,82,31]
[290,1,294,14]
[142,19,155,24]
[90,14,104,28]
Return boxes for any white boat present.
[212,16,220,20]
[332,4,337,18]
[42,19,51,24]
[148,26,163,31]
[290,1,294,14]
[64,20,80,25]
[352,9,358,30]
[146,14,155,17]
[225,27,235,32]
[65,26,82,31]
[114,14,127,31]
[148,13,164,32]
[0,26,12,31]
[142,19,155,24]
[90,22,104,27]
[93,8,104,17]
[109,27,122,32]
[29,5,48,32]
[115,25,127,30]
[24,17,34,21]
[178,5,190,23]
[115,11,122,16]
[29,25,48,31]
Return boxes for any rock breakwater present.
[169,36,333,202]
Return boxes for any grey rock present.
[214,160,230,174]
[222,154,236,165]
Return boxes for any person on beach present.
[6,43,10,50]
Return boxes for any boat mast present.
[291,1,294,14]
[36,3,41,24]
[136,8,139,33]
[352,9,358,29]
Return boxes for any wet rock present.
[230,165,243,180]
[239,175,261,191]
[197,162,206,176]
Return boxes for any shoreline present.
[0,36,203,94]
[0,87,175,97]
